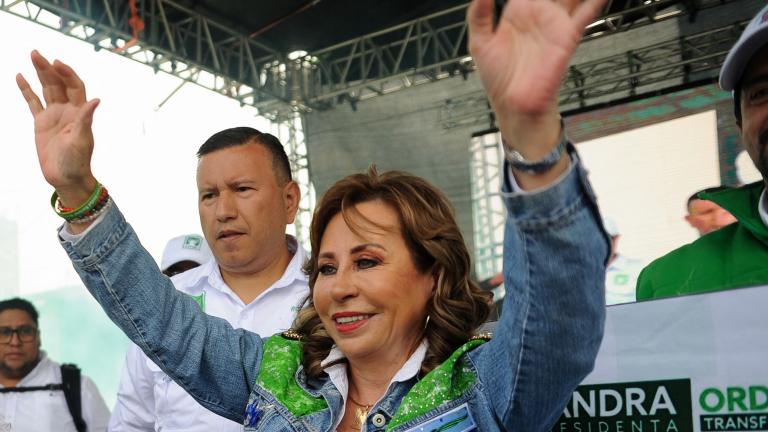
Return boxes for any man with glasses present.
[0,298,110,431]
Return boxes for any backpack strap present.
[60,364,87,432]
[0,384,63,393]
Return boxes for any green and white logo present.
[183,236,203,250]
[186,290,206,312]
[613,274,629,285]
[699,386,768,431]
[551,379,693,432]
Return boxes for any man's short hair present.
[197,127,292,185]
[0,298,39,326]
[734,83,742,123]
[688,186,733,207]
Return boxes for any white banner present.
[550,285,768,432]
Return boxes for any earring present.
[424,315,430,329]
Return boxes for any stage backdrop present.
[550,285,768,432]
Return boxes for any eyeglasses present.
[0,327,38,344]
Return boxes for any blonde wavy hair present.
[296,166,492,378]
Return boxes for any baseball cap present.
[602,217,619,238]
[719,3,768,91]
[160,234,213,272]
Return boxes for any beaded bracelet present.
[50,182,107,221]
[77,191,110,215]
[68,197,112,224]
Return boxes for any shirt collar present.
[267,235,310,290]
[321,341,428,431]
[181,234,309,295]
[321,339,429,402]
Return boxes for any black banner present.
[550,379,693,432]
[701,414,768,431]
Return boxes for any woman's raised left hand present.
[467,0,606,187]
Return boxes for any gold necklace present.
[347,393,374,430]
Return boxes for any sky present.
[0,10,275,296]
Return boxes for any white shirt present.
[322,341,428,432]
[0,351,111,432]
[109,236,309,432]
[605,253,645,306]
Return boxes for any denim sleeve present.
[58,204,262,423]
[470,145,610,431]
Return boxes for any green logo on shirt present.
[187,290,206,312]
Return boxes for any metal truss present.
[561,21,743,107]
[584,0,715,39]
[1,0,467,116]
[439,20,746,129]
[469,132,506,282]
[280,3,474,112]
[255,0,736,116]
[1,0,735,120]
[270,113,315,251]
[1,0,290,110]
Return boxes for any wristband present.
[503,118,567,175]
[58,185,107,213]
[50,182,104,220]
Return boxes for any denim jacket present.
[59,147,609,432]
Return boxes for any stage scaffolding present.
[270,114,315,251]
[0,0,747,256]
[0,0,737,117]
[469,132,505,282]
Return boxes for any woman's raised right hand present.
[16,50,99,209]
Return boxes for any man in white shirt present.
[108,127,309,432]
[602,218,644,306]
[0,298,111,432]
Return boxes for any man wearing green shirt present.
[637,4,768,300]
